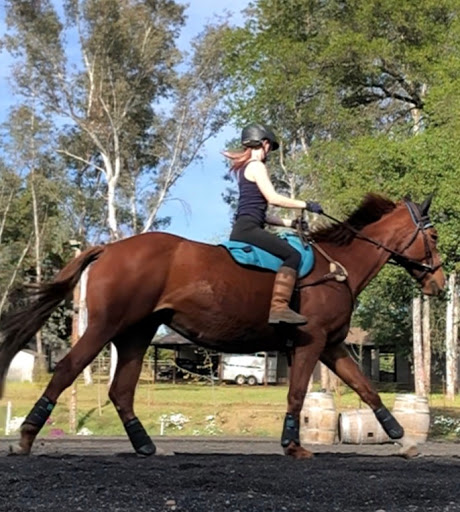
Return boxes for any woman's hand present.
[304,201,324,215]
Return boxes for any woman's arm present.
[249,161,306,209]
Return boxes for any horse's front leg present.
[282,332,325,459]
[320,343,405,442]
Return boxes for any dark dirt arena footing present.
[0,437,459,512]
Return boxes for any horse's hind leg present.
[320,343,404,440]
[109,321,158,456]
[11,324,114,455]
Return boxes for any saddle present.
[219,232,315,278]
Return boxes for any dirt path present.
[1,437,459,512]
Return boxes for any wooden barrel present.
[300,391,337,445]
[392,394,430,443]
[338,409,390,444]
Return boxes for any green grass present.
[1,380,459,440]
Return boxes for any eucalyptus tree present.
[4,0,183,239]
[0,105,73,357]
[3,0,231,381]
[4,0,229,242]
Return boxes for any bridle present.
[319,200,442,285]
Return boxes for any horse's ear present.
[420,193,434,216]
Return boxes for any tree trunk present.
[422,297,431,394]
[410,98,429,396]
[69,245,81,435]
[78,267,93,385]
[30,111,43,358]
[412,295,426,396]
[31,174,44,359]
[320,363,332,391]
[446,272,459,399]
[101,157,120,385]
[30,108,43,359]
[109,343,118,387]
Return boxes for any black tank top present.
[235,161,268,226]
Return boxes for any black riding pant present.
[230,215,301,271]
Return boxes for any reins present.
[321,202,441,277]
[294,199,440,291]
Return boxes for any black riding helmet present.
[241,122,279,151]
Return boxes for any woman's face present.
[251,141,271,162]
[262,140,271,154]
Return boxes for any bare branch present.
[56,149,106,173]
[0,190,15,245]
[0,235,32,318]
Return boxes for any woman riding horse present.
[0,186,445,459]
[224,123,323,325]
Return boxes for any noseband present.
[321,200,441,284]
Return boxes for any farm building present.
[149,328,414,387]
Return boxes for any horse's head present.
[392,195,445,296]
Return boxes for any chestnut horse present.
[0,194,445,458]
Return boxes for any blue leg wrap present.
[23,396,55,429]
[375,405,404,439]
[124,417,156,456]
[281,413,300,447]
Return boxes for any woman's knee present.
[283,250,301,270]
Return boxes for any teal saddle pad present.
[219,232,315,278]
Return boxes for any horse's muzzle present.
[423,276,445,296]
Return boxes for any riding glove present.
[305,201,324,215]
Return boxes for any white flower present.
[77,427,93,436]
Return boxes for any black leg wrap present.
[124,417,156,456]
[375,406,404,439]
[281,413,300,447]
[22,396,55,429]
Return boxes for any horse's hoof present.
[135,442,156,457]
[284,442,314,459]
[8,443,31,456]
[154,446,172,456]
[397,436,420,458]
[399,444,419,458]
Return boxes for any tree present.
[3,0,231,381]
[4,1,230,241]
[0,161,31,318]
[4,0,186,239]
[221,0,460,393]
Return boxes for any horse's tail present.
[0,245,104,398]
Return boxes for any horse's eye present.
[431,233,438,243]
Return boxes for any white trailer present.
[220,352,278,385]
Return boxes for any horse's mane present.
[312,194,396,246]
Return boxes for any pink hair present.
[222,147,253,173]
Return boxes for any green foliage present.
[220,0,460,350]
[354,266,414,355]
[2,0,460,360]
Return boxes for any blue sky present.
[0,0,250,244]
[161,1,250,243]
